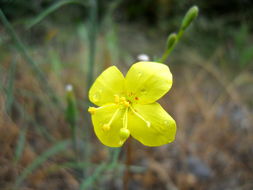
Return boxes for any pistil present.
[119,108,130,141]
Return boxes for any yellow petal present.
[128,103,176,146]
[89,66,125,106]
[91,104,128,147]
[125,62,172,104]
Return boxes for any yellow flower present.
[88,62,177,147]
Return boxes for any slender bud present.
[166,33,177,50]
[181,6,199,31]
[65,84,77,128]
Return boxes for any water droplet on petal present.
[164,120,169,125]
[140,88,147,95]
[93,91,101,102]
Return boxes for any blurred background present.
[0,0,253,190]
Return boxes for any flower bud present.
[65,84,77,128]
[166,33,177,50]
[181,6,199,31]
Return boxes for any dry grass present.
[0,26,252,190]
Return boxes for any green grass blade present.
[79,162,107,190]
[6,58,17,113]
[14,140,70,188]
[0,9,62,108]
[14,126,27,163]
[0,65,5,92]
[240,46,253,67]
[49,50,62,76]
[79,148,121,190]
[26,0,88,29]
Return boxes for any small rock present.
[187,156,213,180]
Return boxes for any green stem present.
[6,58,17,114]
[82,0,98,181]
[71,124,79,162]
[123,138,132,190]
[86,0,98,92]
[159,29,185,63]
[177,29,184,41]
[159,5,198,63]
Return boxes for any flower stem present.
[159,29,184,63]
[159,5,198,63]
[123,137,132,190]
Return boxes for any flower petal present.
[125,62,172,104]
[91,104,127,147]
[128,103,176,146]
[89,66,125,106]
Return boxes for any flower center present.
[114,95,131,107]
[88,94,151,145]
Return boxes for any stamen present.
[103,108,120,131]
[123,108,129,129]
[120,97,126,102]
[114,95,120,104]
[119,108,130,140]
[130,106,151,128]
[115,95,131,107]
[123,101,130,107]
[102,124,110,131]
[88,104,115,115]
[88,107,96,114]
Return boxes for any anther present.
[103,108,120,132]
[114,95,120,104]
[88,107,96,115]
[120,97,126,102]
[102,124,110,131]
[124,101,130,107]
